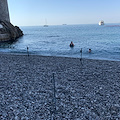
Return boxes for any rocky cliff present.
[0,21,23,42]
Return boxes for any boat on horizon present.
[43,25,48,27]
[99,20,104,25]
[43,19,48,27]
[62,24,67,25]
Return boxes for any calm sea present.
[0,24,120,61]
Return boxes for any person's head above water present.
[70,41,74,47]
[88,49,91,53]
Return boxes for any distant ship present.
[99,20,104,25]
[62,24,67,25]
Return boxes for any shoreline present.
[0,53,120,119]
[0,51,120,62]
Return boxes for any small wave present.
[47,35,60,38]
[106,25,120,27]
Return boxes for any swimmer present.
[88,49,91,53]
[70,41,74,47]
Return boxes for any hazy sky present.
[8,0,120,26]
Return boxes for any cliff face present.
[0,21,23,42]
[0,0,23,42]
[0,0,10,22]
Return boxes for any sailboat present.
[43,19,48,27]
[43,24,48,27]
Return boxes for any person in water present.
[70,41,74,47]
[88,49,91,53]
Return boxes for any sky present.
[8,0,120,26]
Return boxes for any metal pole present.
[52,73,56,120]
[80,48,82,63]
[27,47,29,56]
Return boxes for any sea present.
[0,24,120,61]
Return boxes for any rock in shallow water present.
[0,20,23,42]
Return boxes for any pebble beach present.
[0,53,120,120]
